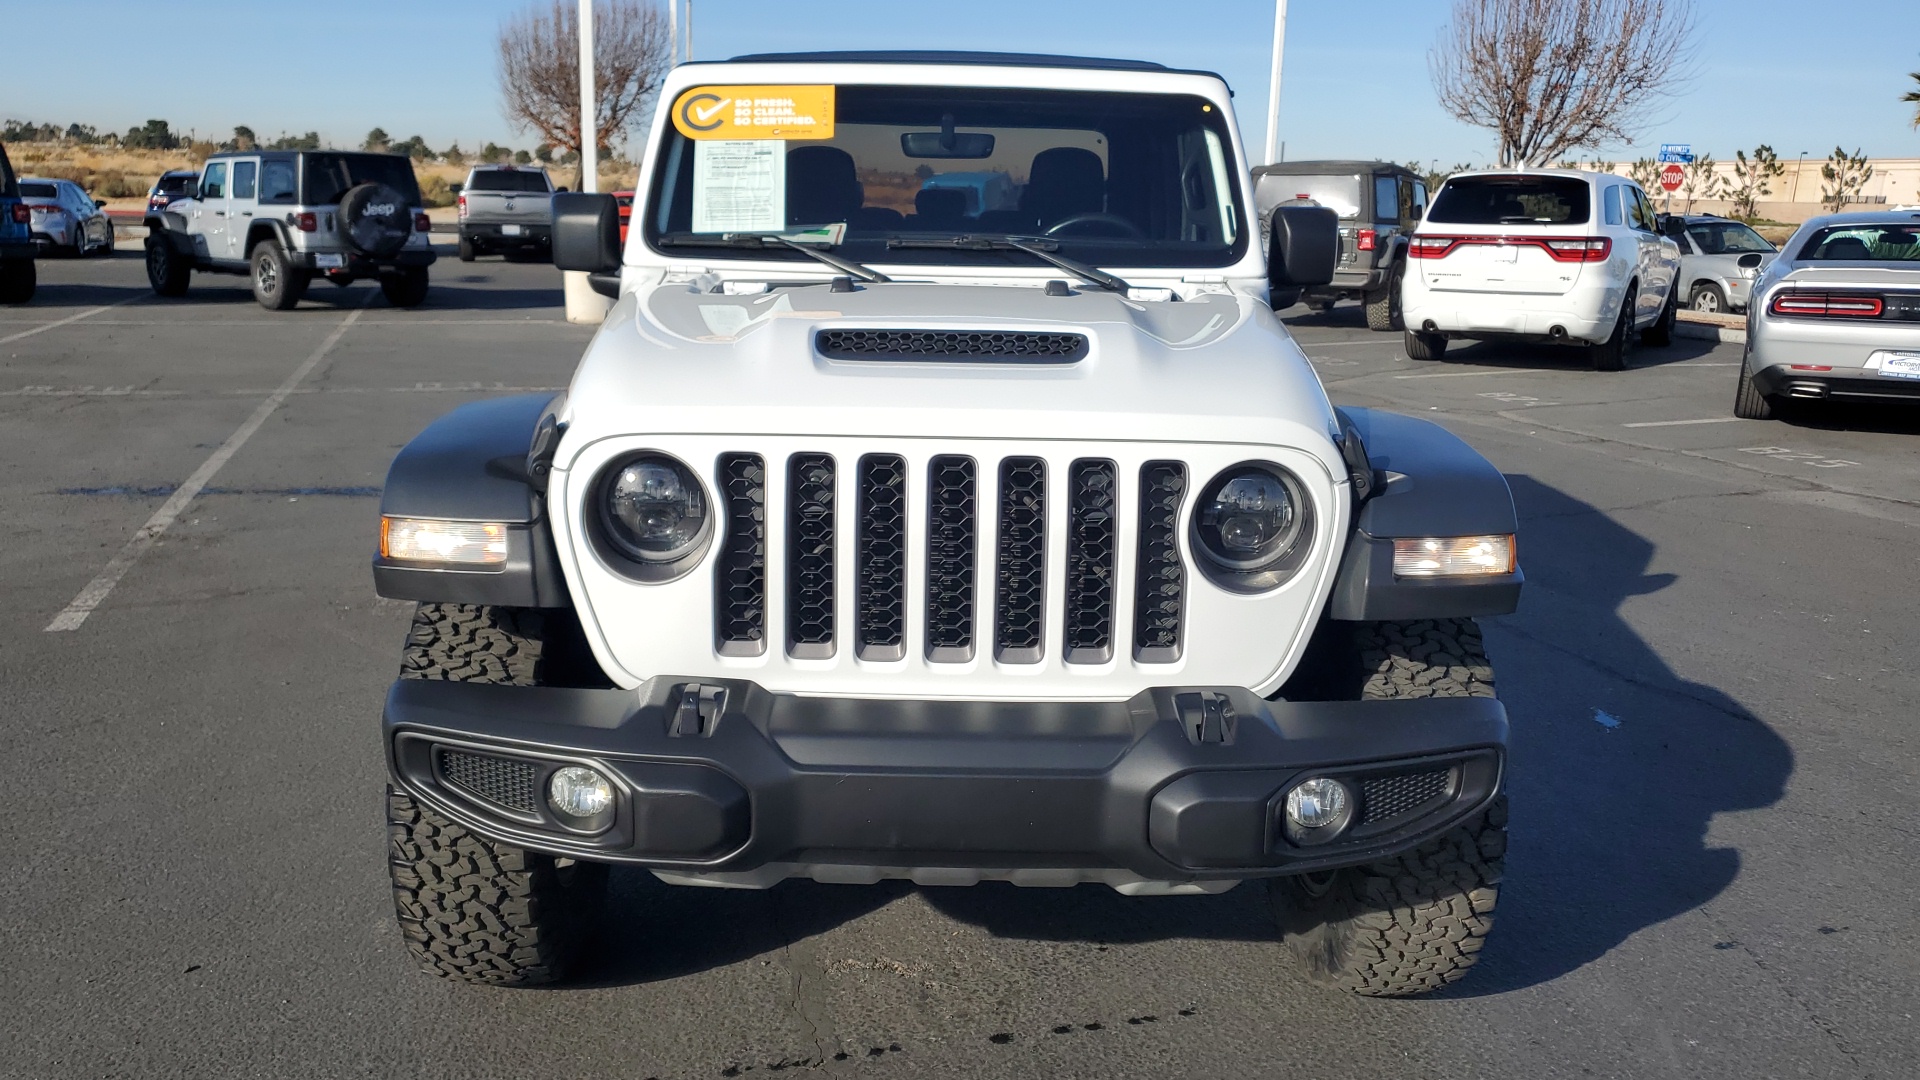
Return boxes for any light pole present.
[564,0,613,323]
[685,0,693,61]
[1791,150,1808,203]
[1262,0,1288,166]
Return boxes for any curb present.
[1676,312,1746,345]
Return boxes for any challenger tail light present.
[1407,235,1610,262]
[296,212,317,232]
[414,212,431,232]
[1357,228,1377,251]
[1770,293,1884,318]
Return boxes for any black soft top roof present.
[1253,160,1422,179]
[714,50,1225,82]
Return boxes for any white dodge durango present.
[1399,169,1681,370]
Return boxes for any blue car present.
[0,142,36,304]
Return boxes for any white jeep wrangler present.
[373,51,1523,997]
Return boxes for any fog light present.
[1392,535,1515,579]
[381,516,509,566]
[548,766,614,819]
[1282,777,1354,846]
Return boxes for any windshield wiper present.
[887,234,1130,292]
[657,232,891,283]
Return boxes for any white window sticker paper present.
[693,139,786,233]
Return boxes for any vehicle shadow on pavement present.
[136,282,566,313]
[1767,400,1920,437]
[1429,335,1719,372]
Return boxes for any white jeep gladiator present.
[373,51,1523,997]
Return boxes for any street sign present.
[1660,163,1686,192]
[1658,143,1694,164]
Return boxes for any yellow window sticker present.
[671,85,835,141]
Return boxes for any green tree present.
[481,141,511,164]
[533,143,554,163]
[513,148,533,165]
[363,127,391,152]
[231,125,256,151]
[65,123,98,144]
[1819,146,1873,213]
[1728,145,1784,220]
[400,134,433,160]
[123,119,179,150]
[443,142,467,167]
[1628,157,1662,190]
[1680,153,1724,212]
[1904,64,1920,128]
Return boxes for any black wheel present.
[1364,271,1403,332]
[380,267,429,308]
[1269,618,1505,997]
[1689,281,1727,314]
[1589,289,1632,371]
[1641,283,1677,347]
[1403,329,1447,361]
[144,234,190,297]
[1733,343,1776,420]
[0,259,35,305]
[250,240,309,310]
[387,603,610,985]
[100,222,116,256]
[457,235,476,262]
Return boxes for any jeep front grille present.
[1359,769,1452,825]
[439,749,539,814]
[716,454,1189,666]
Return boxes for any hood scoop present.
[816,329,1088,363]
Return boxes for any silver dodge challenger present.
[1736,210,1920,419]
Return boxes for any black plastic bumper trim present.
[384,677,1507,881]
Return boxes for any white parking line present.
[1621,417,1749,428]
[0,296,144,346]
[44,302,368,633]
[1395,369,1504,379]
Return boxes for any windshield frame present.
[637,81,1252,273]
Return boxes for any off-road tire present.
[1364,271,1403,332]
[0,259,34,305]
[1689,281,1727,314]
[381,267,429,308]
[1733,344,1776,420]
[1404,329,1447,362]
[1589,289,1632,371]
[458,235,476,262]
[387,603,610,985]
[387,787,608,986]
[145,235,190,297]
[250,240,308,311]
[1269,617,1505,997]
[1641,284,1677,347]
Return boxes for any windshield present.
[1798,223,1920,262]
[1256,173,1362,220]
[645,85,1245,269]
[1429,175,1591,226]
[467,170,552,193]
[1687,221,1774,255]
[302,153,422,205]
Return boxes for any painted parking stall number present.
[1479,391,1562,407]
[1739,446,1859,469]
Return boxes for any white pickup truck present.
[455,164,557,262]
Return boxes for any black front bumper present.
[1753,364,1920,404]
[385,678,1506,884]
[461,224,552,249]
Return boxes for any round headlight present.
[1195,467,1304,571]
[602,455,708,562]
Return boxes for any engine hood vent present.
[816,329,1088,363]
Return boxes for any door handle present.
[213,210,225,217]
[240,211,252,217]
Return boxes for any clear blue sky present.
[5,0,1917,167]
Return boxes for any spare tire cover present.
[339,183,411,258]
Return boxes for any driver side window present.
[201,162,227,200]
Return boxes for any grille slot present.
[786,453,836,658]
[1063,459,1117,664]
[439,749,539,815]
[817,329,1088,362]
[856,454,908,661]
[925,455,977,661]
[715,453,766,656]
[1133,461,1187,662]
[995,457,1047,663]
[1360,769,1453,825]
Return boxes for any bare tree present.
[498,0,671,188]
[1430,0,1696,167]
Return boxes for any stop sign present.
[1660,163,1685,192]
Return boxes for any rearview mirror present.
[1268,204,1338,308]
[901,131,996,159]
[552,191,621,273]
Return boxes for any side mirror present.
[1268,204,1338,308]
[93,199,107,209]
[448,183,462,196]
[1737,252,1764,269]
[555,185,569,193]
[552,191,622,273]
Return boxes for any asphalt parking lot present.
[4,250,1917,1080]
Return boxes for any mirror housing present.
[1268,204,1338,308]
[900,131,996,159]
[448,183,462,196]
[552,192,622,273]
[1737,252,1764,269]
[556,186,569,193]
[93,199,107,209]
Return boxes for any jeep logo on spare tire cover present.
[339,182,411,259]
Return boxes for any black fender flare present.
[372,393,571,609]
[144,213,197,256]
[1326,407,1522,621]
[242,218,294,257]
